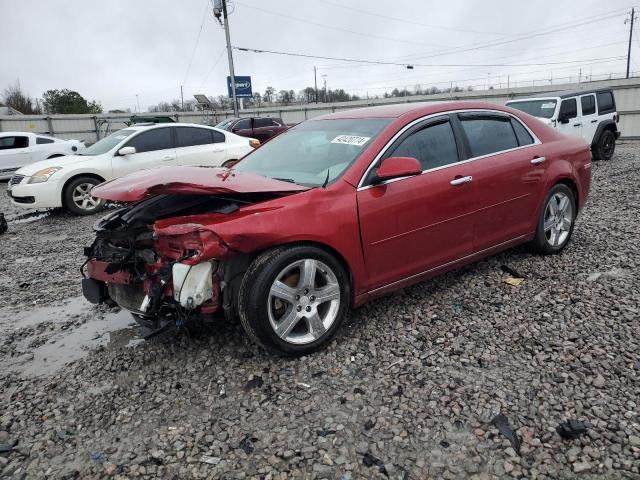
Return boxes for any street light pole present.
[314,66,318,104]
[222,0,238,116]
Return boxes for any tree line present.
[2,81,103,115]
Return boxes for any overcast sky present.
[0,0,636,111]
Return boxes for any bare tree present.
[2,80,40,114]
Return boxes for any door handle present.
[162,156,174,161]
[590,119,598,123]
[531,156,546,165]
[573,123,581,127]
[450,175,472,186]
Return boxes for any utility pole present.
[322,74,327,103]
[180,85,184,111]
[314,66,318,104]
[222,0,238,116]
[136,94,140,113]
[627,7,636,79]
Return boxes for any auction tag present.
[541,103,556,109]
[331,135,371,146]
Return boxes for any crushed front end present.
[82,194,241,336]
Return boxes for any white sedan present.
[0,132,86,180]
[7,123,257,215]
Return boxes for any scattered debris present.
[364,419,376,430]
[244,376,264,390]
[556,419,590,439]
[89,451,106,464]
[392,385,404,396]
[353,387,365,395]
[0,439,18,453]
[311,370,325,378]
[503,276,524,286]
[491,414,521,454]
[440,440,450,448]
[385,359,403,370]
[238,434,257,454]
[317,429,337,437]
[296,382,311,388]
[199,455,221,465]
[501,265,526,279]
[363,452,387,476]
[0,213,7,235]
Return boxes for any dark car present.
[216,117,288,142]
[84,101,591,356]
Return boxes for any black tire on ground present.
[530,184,576,255]
[593,129,616,161]
[62,176,106,216]
[238,245,351,356]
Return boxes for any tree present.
[2,80,40,114]
[263,86,275,104]
[278,90,292,105]
[252,92,262,107]
[42,89,102,114]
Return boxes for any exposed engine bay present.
[82,192,279,337]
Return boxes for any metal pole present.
[181,85,184,111]
[222,0,238,117]
[627,7,635,79]
[314,66,318,104]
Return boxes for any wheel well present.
[556,178,580,209]
[47,154,64,159]
[61,173,106,203]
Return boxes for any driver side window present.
[125,128,174,153]
[388,120,459,171]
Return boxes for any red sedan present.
[83,101,591,355]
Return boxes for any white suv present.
[7,123,257,215]
[505,88,620,160]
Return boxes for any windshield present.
[507,100,557,119]
[82,129,136,156]
[215,118,237,129]
[234,118,390,186]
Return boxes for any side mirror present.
[118,146,136,156]
[558,114,570,124]
[375,156,422,181]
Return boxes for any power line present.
[182,0,211,86]
[233,0,450,49]
[316,0,509,37]
[234,46,626,69]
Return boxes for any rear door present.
[557,98,582,139]
[111,127,177,177]
[579,94,598,144]
[0,135,31,175]
[252,117,276,142]
[175,126,227,166]
[456,112,547,251]
[357,116,476,289]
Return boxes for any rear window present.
[511,119,534,146]
[581,95,596,116]
[254,118,274,128]
[36,137,55,144]
[597,91,615,114]
[460,116,519,157]
[507,100,557,119]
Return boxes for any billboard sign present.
[227,76,253,98]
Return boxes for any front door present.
[0,135,31,174]
[557,98,582,139]
[111,127,177,178]
[357,116,476,289]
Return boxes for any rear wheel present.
[530,184,576,254]
[594,129,616,160]
[63,176,105,215]
[238,245,350,355]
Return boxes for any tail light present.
[249,138,261,148]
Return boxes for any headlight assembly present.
[29,167,62,184]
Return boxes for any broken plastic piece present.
[556,419,590,439]
[363,452,387,475]
[504,276,524,286]
[491,414,521,454]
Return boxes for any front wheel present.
[63,176,105,215]
[238,245,350,356]
[530,184,576,255]
[594,129,616,161]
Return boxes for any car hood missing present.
[92,166,309,202]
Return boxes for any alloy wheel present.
[72,183,100,211]
[543,191,573,247]
[267,258,341,345]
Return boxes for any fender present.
[591,119,618,148]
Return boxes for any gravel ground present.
[1,145,639,479]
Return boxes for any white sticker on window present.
[331,135,371,146]
[541,103,556,109]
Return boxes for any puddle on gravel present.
[3,296,142,377]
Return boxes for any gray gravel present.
[1,145,640,479]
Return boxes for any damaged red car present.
[82,101,591,355]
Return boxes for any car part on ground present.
[83,101,592,355]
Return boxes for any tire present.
[530,184,576,255]
[594,129,616,161]
[63,176,105,215]
[238,245,351,356]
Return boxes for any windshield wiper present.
[274,177,297,184]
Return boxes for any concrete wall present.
[2,77,640,142]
